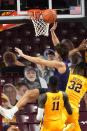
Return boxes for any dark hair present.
[54,44,69,60]
[49,76,58,90]
[15,82,28,90]
[46,50,55,56]
[3,51,17,66]
[70,52,83,66]
[61,39,74,50]
[73,61,87,77]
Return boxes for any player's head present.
[72,61,87,77]
[61,39,74,51]
[54,44,69,61]
[48,76,58,92]
[70,52,83,66]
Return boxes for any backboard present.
[0,0,85,23]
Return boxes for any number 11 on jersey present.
[52,101,59,110]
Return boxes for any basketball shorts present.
[41,120,64,131]
[62,106,81,131]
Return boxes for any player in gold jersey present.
[36,76,72,131]
[63,61,87,131]
[0,61,86,131]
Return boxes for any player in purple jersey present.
[0,43,87,121]
[14,43,70,91]
[0,42,70,121]
[54,61,69,91]
[14,33,87,92]
[50,22,87,91]
[0,23,87,121]
[14,39,87,92]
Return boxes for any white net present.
[32,19,49,37]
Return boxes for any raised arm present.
[50,23,87,58]
[15,47,65,70]
[63,92,72,115]
[50,22,60,46]
[69,39,87,58]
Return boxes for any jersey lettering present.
[52,101,59,110]
[68,80,82,93]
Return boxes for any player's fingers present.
[53,21,57,27]
[80,39,86,45]
[15,47,19,52]
[81,39,86,43]
[15,47,17,50]
[54,22,57,27]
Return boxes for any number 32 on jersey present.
[68,80,82,93]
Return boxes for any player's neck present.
[49,89,58,93]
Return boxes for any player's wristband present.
[36,108,44,121]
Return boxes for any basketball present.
[42,9,57,24]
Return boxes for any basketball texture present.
[42,9,57,24]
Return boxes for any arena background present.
[0,0,87,131]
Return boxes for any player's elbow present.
[25,89,39,102]
[65,104,73,115]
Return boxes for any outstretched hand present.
[50,22,57,32]
[78,39,87,51]
[15,47,24,57]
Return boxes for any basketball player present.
[36,76,73,131]
[0,44,70,121]
[14,45,70,92]
[0,61,86,131]
[50,22,87,131]
[62,61,87,131]
[0,44,87,125]
[50,22,87,57]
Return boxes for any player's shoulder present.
[38,93,47,108]
[38,93,47,104]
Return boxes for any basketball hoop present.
[27,9,49,37]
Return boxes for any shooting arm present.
[50,22,60,46]
[69,39,87,58]
[21,54,62,68]
[68,48,79,58]
[15,47,64,69]
[50,30,60,46]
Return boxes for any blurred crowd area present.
[0,49,87,131]
[0,19,87,131]
[1,51,55,131]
